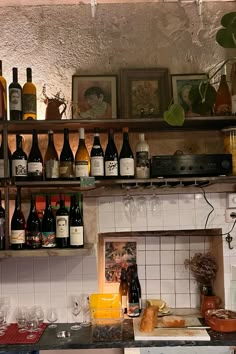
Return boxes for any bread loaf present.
[140,305,159,333]
[162,315,185,328]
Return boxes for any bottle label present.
[56,215,69,238]
[45,160,59,179]
[28,162,43,174]
[70,226,83,246]
[75,161,89,177]
[0,217,5,238]
[0,159,9,178]
[232,94,236,114]
[26,231,42,248]
[136,151,150,178]
[12,159,27,177]
[91,156,104,176]
[42,231,56,247]
[121,295,127,309]
[120,158,134,176]
[59,162,74,178]
[9,88,22,111]
[105,161,118,176]
[128,302,139,317]
[22,94,36,114]
[11,230,25,244]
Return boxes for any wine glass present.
[47,308,58,328]
[31,306,44,327]
[71,296,81,331]
[15,307,28,333]
[80,294,91,327]
[26,311,38,340]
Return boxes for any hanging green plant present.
[163,103,185,126]
[216,12,236,49]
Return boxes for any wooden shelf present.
[0,243,94,258]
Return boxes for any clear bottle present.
[214,66,232,116]
[135,133,150,179]
[0,131,11,179]
[22,67,37,120]
[127,267,140,318]
[11,134,28,181]
[26,195,42,249]
[90,129,104,178]
[69,197,84,248]
[10,192,26,250]
[230,62,236,115]
[0,60,7,120]
[44,130,59,180]
[42,195,56,248]
[104,128,119,178]
[75,128,90,178]
[119,268,128,314]
[119,127,134,178]
[9,67,22,121]
[28,129,43,181]
[59,128,74,179]
[0,190,5,250]
[56,194,69,248]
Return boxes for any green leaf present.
[190,83,216,115]
[216,28,236,48]
[164,104,185,126]
[221,12,236,28]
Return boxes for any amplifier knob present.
[189,166,192,170]
[180,166,185,170]
[222,160,230,168]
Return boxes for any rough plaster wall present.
[0,2,235,118]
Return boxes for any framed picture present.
[120,68,171,118]
[72,75,118,119]
[171,73,208,117]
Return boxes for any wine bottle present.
[59,128,74,179]
[69,194,76,223]
[119,127,134,178]
[9,67,22,121]
[56,194,69,248]
[0,131,11,179]
[0,190,5,250]
[133,264,142,313]
[135,133,150,179]
[28,129,43,181]
[230,62,236,115]
[75,128,90,178]
[127,266,140,318]
[69,198,84,248]
[119,268,128,314]
[10,192,26,250]
[22,67,37,120]
[90,129,104,178]
[44,130,59,180]
[26,195,42,249]
[215,66,232,116]
[12,134,28,181]
[42,195,56,248]
[104,128,119,178]
[0,61,7,120]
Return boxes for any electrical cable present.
[198,186,215,229]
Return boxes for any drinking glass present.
[80,294,91,327]
[15,307,28,333]
[31,306,44,327]
[47,308,58,328]
[71,296,81,331]
[26,312,38,340]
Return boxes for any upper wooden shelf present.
[1,116,236,134]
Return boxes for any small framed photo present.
[120,68,171,118]
[72,75,118,119]
[171,73,208,117]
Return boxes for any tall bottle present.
[69,198,84,248]
[119,127,134,178]
[119,268,128,314]
[75,128,90,178]
[90,129,104,178]
[214,66,232,116]
[26,195,42,249]
[10,192,26,250]
[22,67,37,120]
[42,195,56,248]
[28,129,43,181]
[59,128,74,179]
[104,129,119,178]
[135,133,150,179]
[0,61,7,120]
[0,190,5,250]
[0,131,11,179]
[9,67,22,121]
[44,130,59,180]
[11,134,27,181]
[56,194,69,248]
[230,62,236,115]
[133,264,142,313]
[127,267,140,318]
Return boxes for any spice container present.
[222,128,236,175]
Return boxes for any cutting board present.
[133,317,210,341]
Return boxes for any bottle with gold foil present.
[75,128,90,178]
[214,66,232,116]
[0,61,7,120]
[230,62,236,115]
[22,68,37,120]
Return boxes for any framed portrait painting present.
[171,73,208,117]
[72,75,118,119]
[120,68,171,119]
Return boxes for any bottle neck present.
[108,130,114,142]
[63,130,69,145]
[123,132,129,142]
[0,61,2,76]
[16,135,23,150]
[30,196,36,211]
[48,132,54,146]
[93,135,100,145]
[26,68,32,83]
[15,194,21,211]
[32,130,38,145]
[13,68,18,83]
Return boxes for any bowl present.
[205,309,236,332]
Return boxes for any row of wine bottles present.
[0,191,84,250]
[0,127,150,180]
[119,264,142,317]
[0,61,37,121]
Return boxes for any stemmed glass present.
[71,296,81,331]
[15,307,28,333]
[26,311,38,340]
[0,309,5,336]
[47,308,58,329]
[80,294,91,327]
[31,306,44,327]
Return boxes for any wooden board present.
[133,317,210,341]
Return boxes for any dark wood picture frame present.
[120,68,171,119]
